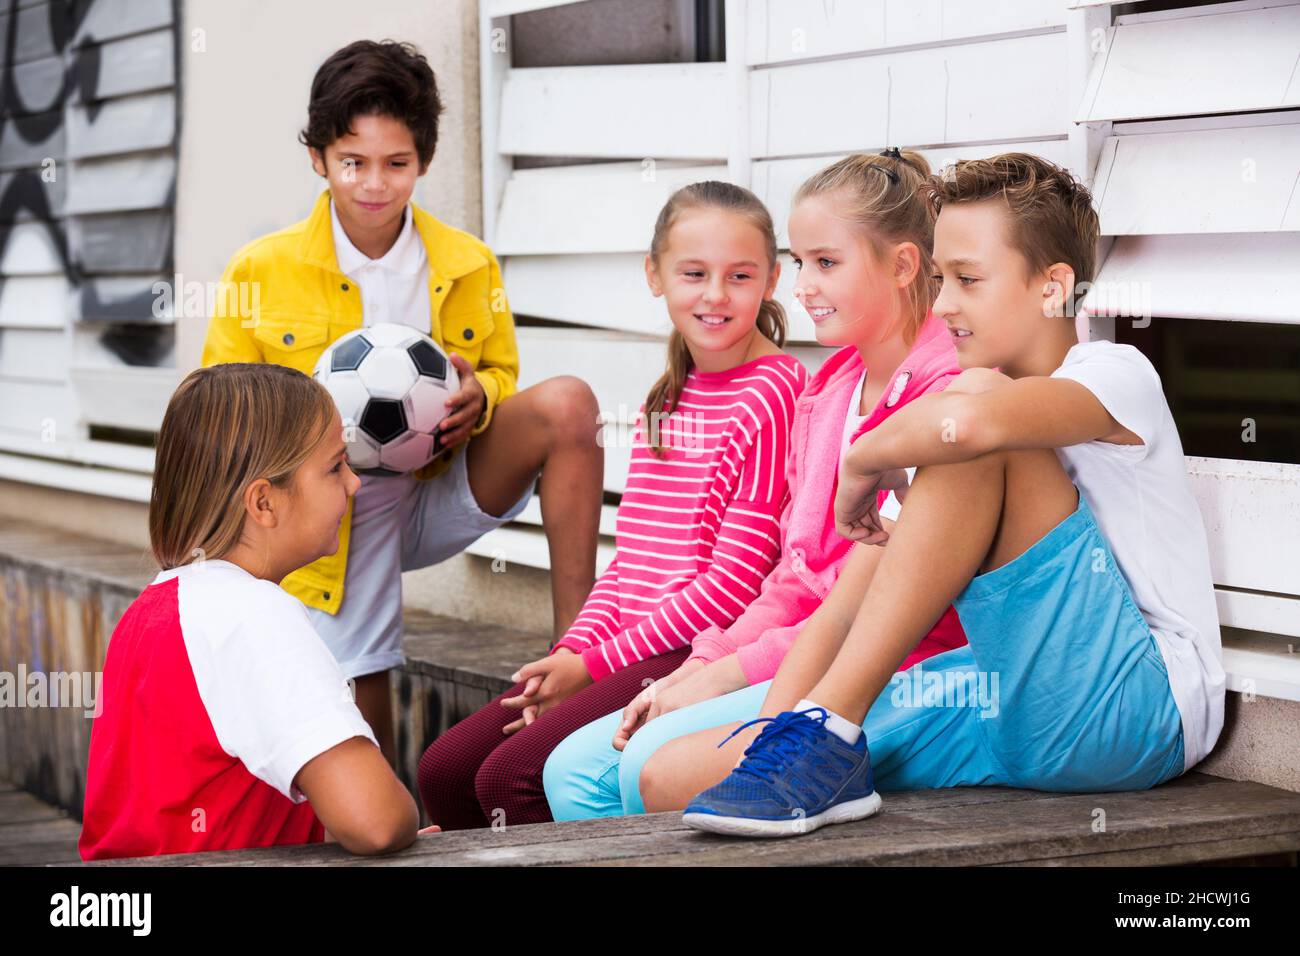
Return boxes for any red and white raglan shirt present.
[552,354,808,680]
[79,559,376,861]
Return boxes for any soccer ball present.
[312,323,460,476]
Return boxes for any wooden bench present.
[5,517,1300,867]
[67,772,1300,867]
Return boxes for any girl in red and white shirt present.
[79,364,421,860]
[417,181,809,829]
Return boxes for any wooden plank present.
[1088,233,1300,324]
[0,107,63,169]
[70,211,174,274]
[494,161,727,255]
[498,64,729,159]
[0,379,79,439]
[64,151,178,215]
[1090,123,1300,236]
[0,275,67,329]
[0,167,66,222]
[8,55,62,117]
[74,773,1300,867]
[506,253,668,335]
[1077,5,1300,122]
[1187,458,1300,598]
[80,785,1047,867]
[1221,626,1300,701]
[516,327,669,424]
[0,221,64,275]
[70,29,175,103]
[0,328,69,382]
[66,90,176,161]
[1217,590,1300,641]
[463,523,619,575]
[749,33,1069,159]
[581,778,1300,868]
[72,0,172,46]
[745,0,1065,66]
[69,365,180,432]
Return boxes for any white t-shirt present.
[150,558,377,801]
[330,199,431,332]
[1051,340,1225,770]
[839,367,912,522]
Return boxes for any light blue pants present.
[544,491,1186,819]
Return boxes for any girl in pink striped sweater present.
[416,181,808,829]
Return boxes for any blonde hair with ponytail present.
[643,180,787,459]
[793,148,936,345]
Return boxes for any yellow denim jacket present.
[200,189,518,615]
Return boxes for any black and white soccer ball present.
[312,323,460,476]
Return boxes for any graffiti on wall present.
[0,0,178,439]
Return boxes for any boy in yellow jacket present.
[201,40,603,763]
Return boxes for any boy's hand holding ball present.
[435,353,487,452]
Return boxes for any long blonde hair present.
[644,180,787,458]
[149,363,335,570]
[793,148,936,345]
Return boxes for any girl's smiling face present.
[645,207,780,372]
[788,191,914,348]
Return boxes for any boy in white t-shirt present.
[683,153,1225,838]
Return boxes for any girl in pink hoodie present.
[545,149,967,819]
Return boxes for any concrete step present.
[0,778,82,866]
[390,609,547,803]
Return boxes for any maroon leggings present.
[418,647,691,830]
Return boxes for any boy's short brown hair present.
[922,152,1100,316]
[298,39,444,170]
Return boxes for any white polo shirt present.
[330,198,431,331]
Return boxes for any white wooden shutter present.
[0,0,178,492]
[1075,1,1300,679]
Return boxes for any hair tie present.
[879,146,903,160]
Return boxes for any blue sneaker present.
[682,707,881,838]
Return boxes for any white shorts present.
[307,448,535,679]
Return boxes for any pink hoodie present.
[687,312,968,684]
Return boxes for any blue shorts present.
[544,490,1184,818]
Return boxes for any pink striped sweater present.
[552,353,809,681]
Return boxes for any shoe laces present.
[716,708,833,786]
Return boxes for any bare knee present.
[532,375,601,448]
[1003,447,1076,500]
